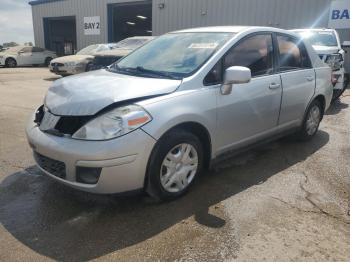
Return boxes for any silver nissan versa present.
[26,26,333,200]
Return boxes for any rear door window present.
[276,35,312,72]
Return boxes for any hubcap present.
[160,143,198,193]
[9,60,15,67]
[306,105,321,136]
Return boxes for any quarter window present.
[32,47,44,52]
[277,35,311,72]
[224,34,274,77]
[21,47,33,53]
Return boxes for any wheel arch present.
[313,94,326,119]
[143,121,213,196]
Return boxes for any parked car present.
[87,36,155,71]
[26,26,332,200]
[0,46,56,67]
[49,43,118,76]
[292,28,349,100]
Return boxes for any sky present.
[0,0,34,45]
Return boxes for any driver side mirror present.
[221,66,251,95]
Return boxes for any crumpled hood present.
[45,69,182,116]
[51,55,94,64]
[312,45,340,55]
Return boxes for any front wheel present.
[296,100,323,141]
[5,58,17,68]
[146,130,203,201]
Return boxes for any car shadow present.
[325,99,349,115]
[0,131,329,261]
[44,76,61,82]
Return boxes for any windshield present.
[111,32,233,79]
[113,38,152,50]
[77,44,106,55]
[296,31,338,47]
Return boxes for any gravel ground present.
[0,68,349,262]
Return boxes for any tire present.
[332,74,348,101]
[146,129,203,201]
[86,62,93,72]
[44,57,52,67]
[332,84,346,101]
[296,100,323,141]
[5,58,17,68]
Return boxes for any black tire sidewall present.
[146,130,203,200]
[6,58,17,68]
[298,100,322,141]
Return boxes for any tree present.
[3,42,19,47]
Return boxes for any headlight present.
[325,53,343,71]
[72,105,152,140]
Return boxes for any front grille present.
[55,116,92,135]
[35,105,92,136]
[34,152,66,179]
[51,62,64,67]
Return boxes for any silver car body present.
[26,26,333,194]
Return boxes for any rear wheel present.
[146,130,203,201]
[296,100,323,141]
[5,58,17,68]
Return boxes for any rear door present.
[215,33,282,152]
[276,34,315,125]
[31,47,46,64]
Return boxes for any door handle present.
[306,76,314,82]
[269,83,281,90]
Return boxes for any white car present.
[292,28,348,100]
[0,46,57,68]
[49,44,118,76]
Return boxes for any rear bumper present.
[26,114,157,194]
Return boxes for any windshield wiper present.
[134,66,178,80]
[109,64,178,80]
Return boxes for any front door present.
[215,33,282,153]
[17,47,34,65]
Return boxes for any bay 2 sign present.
[329,0,350,29]
[84,16,101,35]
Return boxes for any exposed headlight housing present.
[72,105,152,140]
[325,53,343,71]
